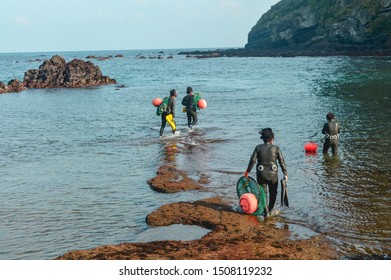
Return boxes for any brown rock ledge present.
[147,165,207,193]
[56,196,337,260]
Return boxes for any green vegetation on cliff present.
[246,0,391,51]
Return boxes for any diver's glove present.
[284,175,288,182]
[244,171,249,178]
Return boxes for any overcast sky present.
[0,0,280,53]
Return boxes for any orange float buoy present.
[304,142,318,153]
[197,98,207,109]
[152,98,163,107]
[239,193,258,214]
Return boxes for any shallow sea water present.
[0,50,390,259]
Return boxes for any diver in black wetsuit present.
[322,112,340,154]
[159,89,177,137]
[181,87,197,130]
[244,128,288,217]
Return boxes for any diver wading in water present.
[181,86,197,130]
[159,89,177,137]
[322,112,340,154]
[244,128,288,217]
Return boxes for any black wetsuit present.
[160,96,175,136]
[246,142,288,213]
[181,94,197,128]
[322,119,340,154]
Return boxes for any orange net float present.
[304,142,318,153]
[239,193,258,214]
[197,98,207,109]
[152,98,163,107]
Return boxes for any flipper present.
[280,179,289,207]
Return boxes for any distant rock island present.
[0,55,116,94]
[180,0,391,57]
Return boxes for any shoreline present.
[56,140,338,260]
[178,48,391,58]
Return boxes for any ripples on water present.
[0,50,390,259]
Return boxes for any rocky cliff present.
[246,0,391,52]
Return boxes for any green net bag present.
[236,176,266,216]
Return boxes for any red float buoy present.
[304,142,318,153]
[239,193,258,214]
[197,99,207,109]
[152,98,163,107]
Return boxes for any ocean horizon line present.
[0,46,238,55]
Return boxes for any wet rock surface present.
[56,196,336,260]
[147,165,207,193]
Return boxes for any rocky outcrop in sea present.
[24,55,116,89]
[0,55,116,94]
